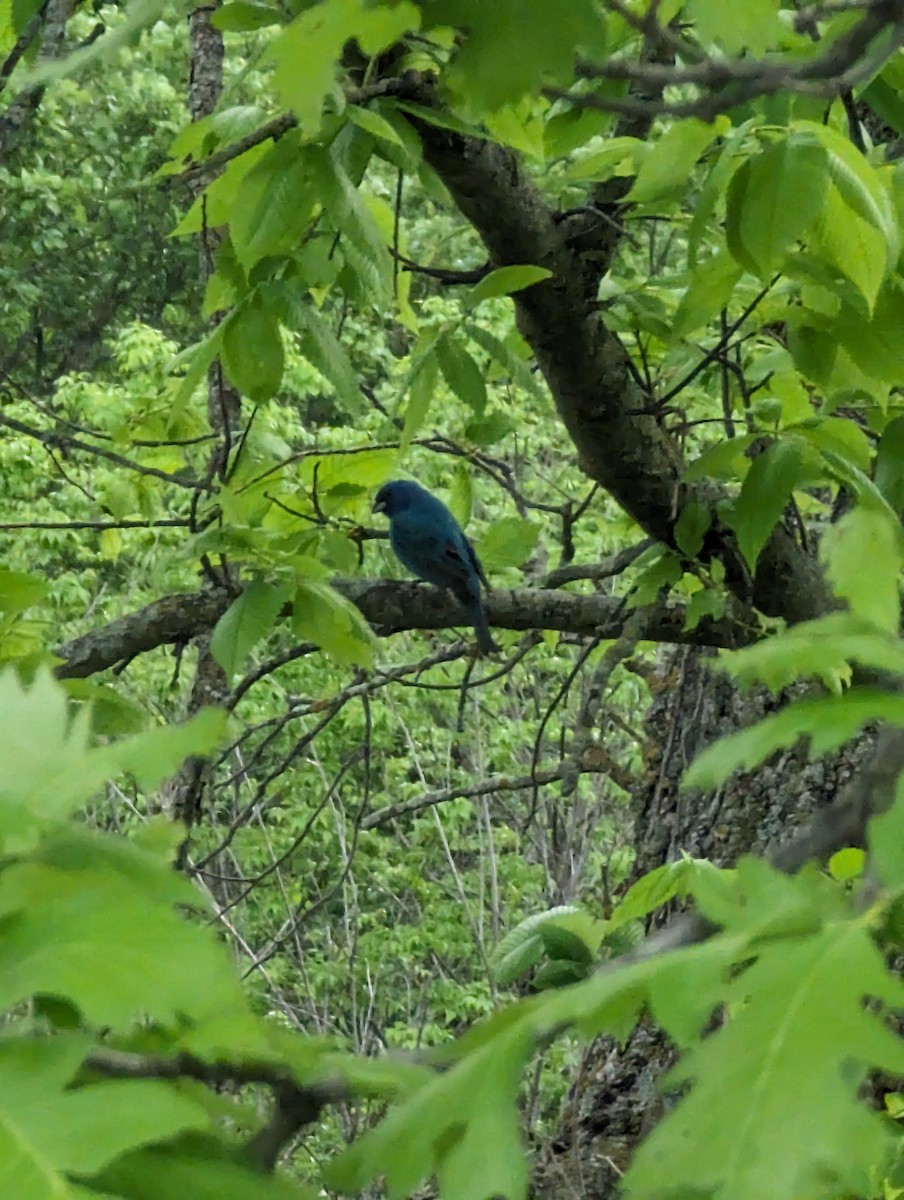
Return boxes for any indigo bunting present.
[372,480,499,655]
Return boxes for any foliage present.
[5,0,904,1198]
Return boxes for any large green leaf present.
[221,299,285,402]
[685,689,904,790]
[269,0,419,132]
[0,845,263,1035]
[820,507,902,635]
[626,920,904,1200]
[726,133,828,276]
[688,0,781,53]
[727,437,809,571]
[466,265,552,308]
[0,673,224,853]
[292,578,375,667]
[210,579,292,679]
[0,1036,209,1180]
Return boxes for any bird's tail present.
[468,598,499,656]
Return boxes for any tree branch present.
[403,93,832,626]
[53,580,755,680]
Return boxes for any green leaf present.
[292,579,375,667]
[688,0,781,53]
[812,178,888,312]
[212,1,280,30]
[221,300,285,402]
[683,587,726,632]
[229,134,319,269]
[436,333,487,414]
[685,689,904,790]
[831,284,904,385]
[292,301,361,413]
[828,847,866,883]
[0,1037,210,1178]
[269,0,420,133]
[463,323,546,404]
[684,434,758,482]
[626,920,904,1200]
[728,437,808,571]
[401,351,439,452]
[794,416,872,474]
[441,0,604,114]
[674,498,711,557]
[820,507,902,635]
[210,579,291,679]
[717,611,904,692]
[476,517,540,572]
[0,568,48,613]
[312,148,393,303]
[672,251,742,340]
[346,104,404,146]
[726,133,828,276]
[562,137,642,182]
[95,1141,312,1200]
[328,1020,533,1200]
[876,415,904,512]
[626,117,728,205]
[870,773,904,890]
[466,265,552,309]
[606,860,700,933]
[0,842,263,1034]
[492,906,599,985]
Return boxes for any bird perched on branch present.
[372,479,499,655]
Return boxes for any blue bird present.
[372,479,499,655]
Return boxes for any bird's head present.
[372,479,426,517]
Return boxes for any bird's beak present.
[372,498,386,515]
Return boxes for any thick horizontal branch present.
[54,579,755,679]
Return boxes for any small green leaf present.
[229,134,318,269]
[436,333,487,414]
[674,499,711,557]
[683,587,727,632]
[626,117,728,205]
[477,517,540,572]
[269,0,419,133]
[401,352,439,451]
[292,301,361,413]
[210,579,291,678]
[563,137,642,182]
[689,0,781,53]
[673,251,742,340]
[828,847,866,882]
[346,104,404,146]
[685,435,758,482]
[466,265,552,309]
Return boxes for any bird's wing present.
[391,522,474,590]
[462,534,490,590]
